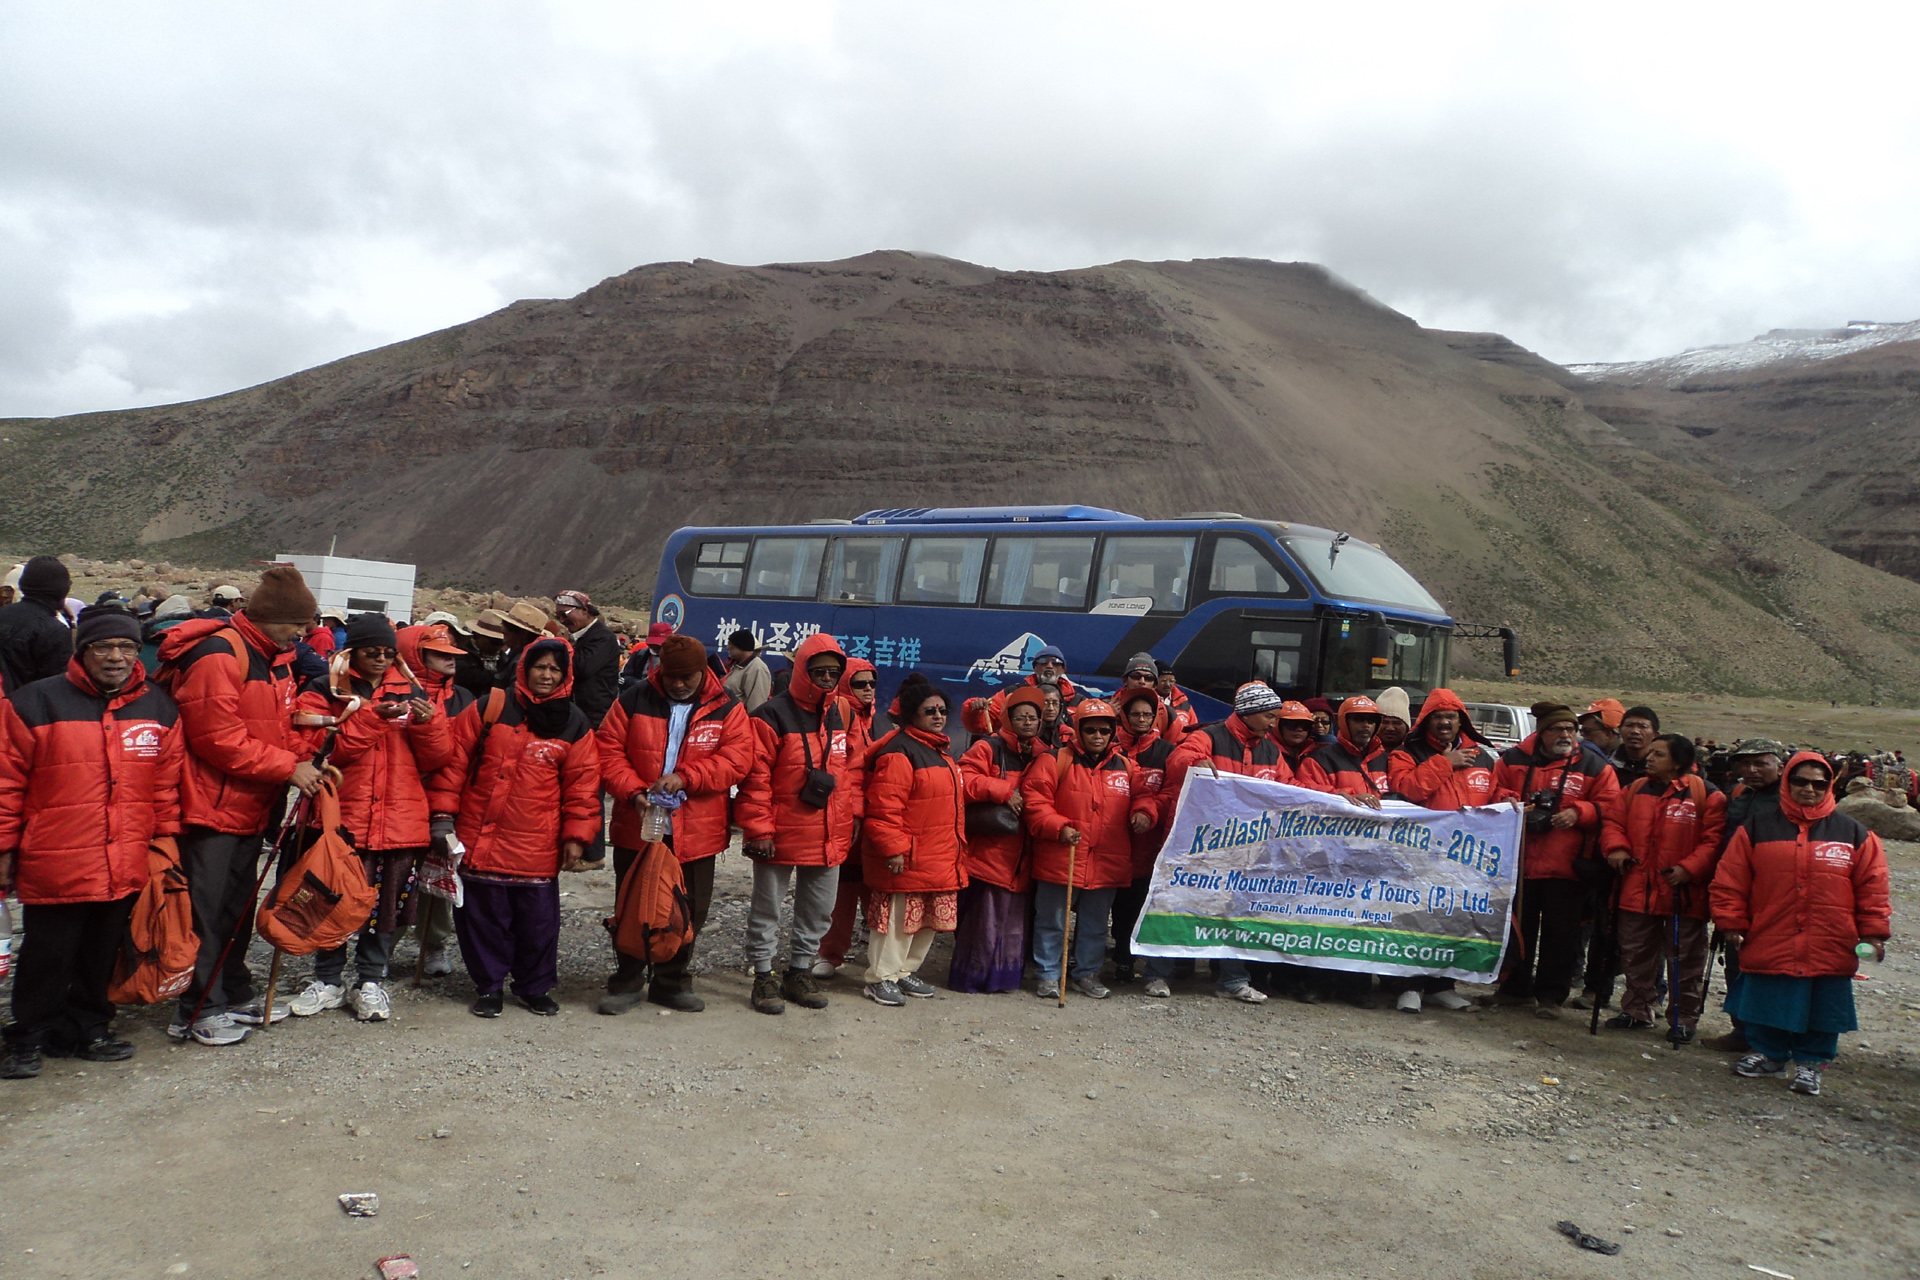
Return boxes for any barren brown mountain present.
[5,251,1920,697]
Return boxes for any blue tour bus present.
[649,506,1486,722]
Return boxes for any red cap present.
[646,622,675,646]
[1276,700,1316,722]
[1072,699,1118,725]
[416,623,464,656]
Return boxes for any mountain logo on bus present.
[965,632,1050,682]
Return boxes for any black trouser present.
[1108,876,1151,970]
[178,826,269,1019]
[1500,877,1585,1006]
[4,896,138,1051]
[606,850,714,996]
[1580,862,1619,1004]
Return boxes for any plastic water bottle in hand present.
[1857,941,1879,961]
[639,788,685,842]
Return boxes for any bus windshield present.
[1278,532,1444,614]
[1318,618,1448,700]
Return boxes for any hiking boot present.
[1143,977,1171,998]
[1219,984,1268,1004]
[471,991,504,1018]
[1,1047,43,1079]
[166,1013,192,1041]
[350,982,391,1022]
[897,974,937,999]
[1789,1064,1822,1096]
[864,980,905,1007]
[1701,1029,1749,1052]
[1733,1053,1786,1079]
[1035,977,1062,999]
[1566,994,1596,1011]
[1534,1002,1562,1020]
[1070,976,1110,1000]
[190,1013,250,1046]
[230,994,290,1026]
[783,969,829,1009]
[810,958,839,979]
[52,1036,134,1062]
[1396,989,1423,1013]
[290,980,345,1017]
[597,989,647,1016]
[1605,1013,1654,1031]
[522,993,561,1016]
[420,948,456,978]
[751,970,786,1015]
[1430,990,1474,1011]
[647,988,705,1013]
[1665,1023,1696,1046]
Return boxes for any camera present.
[1525,789,1559,835]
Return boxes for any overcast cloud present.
[3,2,1917,418]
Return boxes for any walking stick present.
[1059,837,1077,1007]
[1666,884,1688,1050]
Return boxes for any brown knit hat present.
[245,565,317,625]
[1531,701,1578,731]
[658,634,708,679]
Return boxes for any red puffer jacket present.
[958,728,1040,892]
[1023,743,1151,891]
[158,613,305,834]
[1164,686,1199,737]
[1122,731,1177,879]
[398,625,475,720]
[1165,714,1290,796]
[961,675,1085,737]
[0,660,185,904]
[862,726,969,894]
[737,633,867,867]
[440,639,600,878]
[1295,701,1392,799]
[293,660,454,852]
[597,667,753,861]
[1491,736,1620,880]
[1386,688,1506,809]
[1601,775,1728,919]
[1711,754,1891,976]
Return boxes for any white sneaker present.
[1220,985,1268,1003]
[1143,978,1171,998]
[1430,990,1474,1011]
[810,958,839,979]
[421,948,455,978]
[1397,989,1423,1013]
[289,981,345,1017]
[230,994,291,1025]
[190,1013,250,1046]
[351,982,392,1022]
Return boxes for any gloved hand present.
[430,814,455,848]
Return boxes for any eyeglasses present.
[356,647,398,659]
[1033,658,1064,668]
[849,679,877,690]
[920,706,949,718]
[1789,776,1831,793]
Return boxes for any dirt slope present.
[5,252,1920,697]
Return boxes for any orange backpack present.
[107,836,200,1005]
[255,781,377,955]
[604,842,694,964]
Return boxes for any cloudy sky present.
[4,2,1917,418]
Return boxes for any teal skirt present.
[1727,972,1858,1035]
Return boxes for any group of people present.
[0,553,1892,1102]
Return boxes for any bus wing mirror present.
[1366,613,1393,672]
[1500,627,1519,678]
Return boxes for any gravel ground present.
[2,840,1915,1280]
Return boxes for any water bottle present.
[0,898,13,980]
[1856,941,1879,961]
[639,801,671,843]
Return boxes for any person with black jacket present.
[0,556,74,695]
[555,590,619,728]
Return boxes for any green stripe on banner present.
[1134,912,1506,974]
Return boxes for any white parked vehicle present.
[1463,702,1535,749]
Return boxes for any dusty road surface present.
[3,844,1916,1280]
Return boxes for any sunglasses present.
[356,647,398,659]
[1789,776,1831,793]
[849,679,877,690]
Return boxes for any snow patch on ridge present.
[1569,320,1920,386]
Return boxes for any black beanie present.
[74,605,141,651]
[19,555,71,600]
[344,612,399,651]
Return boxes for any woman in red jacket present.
[1600,733,1728,1043]
[1110,687,1177,988]
[440,638,599,1018]
[1713,752,1891,1095]
[860,675,968,1007]
[950,685,1046,993]
[816,658,885,979]
[397,621,471,976]
[286,613,454,1022]
[1023,700,1154,1001]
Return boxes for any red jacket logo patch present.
[1141,769,1164,791]
[1812,841,1856,869]
[1102,771,1132,796]
[525,740,567,767]
[119,722,163,759]
[689,722,724,750]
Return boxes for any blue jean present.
[1144,952,1250,992]
[1031,881,1118,982]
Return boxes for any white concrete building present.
[277,554,417,623]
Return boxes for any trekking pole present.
[1059,837,1077,1007]
[1666,884,1687,1050]
[259,749,345,1033]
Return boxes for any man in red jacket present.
[157,565,325,1046]
[0,607,185,1078]
[595,635,753,1015]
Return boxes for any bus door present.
[1172,609,1317,708]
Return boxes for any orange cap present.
[416,623,464,656]
[1276,700,1316,721]
[1581,698,1625,729]
[1072,699,1118,725]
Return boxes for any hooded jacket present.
[862,725,969,895]
[293,658,455,852]
[439,639,600,878]
[737,632,867,867]
[1386,688,1506,810]
[1116,690,1178,878]
[961,674,1085,737]
[596,666,752,861]
[1022,738,1152,891]
[1601,771,1728,919]
[1162,685,1199,737]
[0,596,74,696]
[158,612,306,835]
[1710,753,1891,976]
[836,658,890,739]
[958,725,1041,892]
[1165,713,1290,797]
[1296,703,1392,799]
[1491,734,1621,880]
[0,659,184,904]
[397,625,475,720]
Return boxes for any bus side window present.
[985,536,1095,608]
[1208,536,1291,596]
[899,537,986,604]
[690,540,748,595]
[1250,630,1303,688]
[745,537,827,599]
[1096,535,1194,613]
[825,538,902,603]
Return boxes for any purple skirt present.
[947,882,1029,993]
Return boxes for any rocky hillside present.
[5,251,1920,699]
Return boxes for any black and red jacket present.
[0,659,184,904]
[596,666,753,862]
[862,726,969,895]
[959,727,1039,893]
[1166,714,1291,795]
[157,613,304,835]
